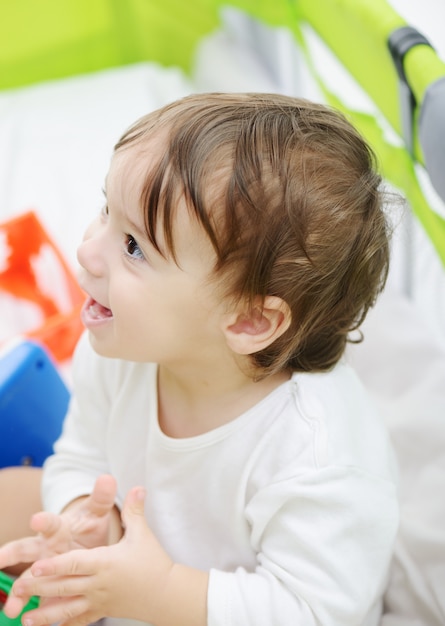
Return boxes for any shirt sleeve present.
[208,463,399,626]
[42,332,114,513]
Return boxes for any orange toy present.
[0,211,85,362]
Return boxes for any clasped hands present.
[0,475,175,626]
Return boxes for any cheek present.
[109,275,153,317]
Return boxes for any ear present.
[223,296,291,355]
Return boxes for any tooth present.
[89,302,112,318]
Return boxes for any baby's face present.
[76,142,230,366]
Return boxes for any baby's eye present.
[125,234,144,260]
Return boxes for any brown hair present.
[115,92,390,377]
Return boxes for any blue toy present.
[0,340,70,468]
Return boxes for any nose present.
[76,217,106,278]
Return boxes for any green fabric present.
[293,0,445,164]
[295,0,406,136]
[1,0,444,263]
[290,0,445,265]
[0,0,295,91]
[0,0,221,89]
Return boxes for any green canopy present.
[1,0,444,264]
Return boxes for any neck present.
[157,358,290,438]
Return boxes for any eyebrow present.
[125,213,148,241]
[102,178,155,249]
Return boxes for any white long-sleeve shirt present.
[43,333,399,625]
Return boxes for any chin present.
[87,332,120,359]
[87,333,147,362]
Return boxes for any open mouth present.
[81,296,113,327]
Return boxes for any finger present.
[30,511,63,538]
[4,567,36,618]
[29,513,72,556]
[121,486,146,533]
[14,575,91,600]
[86,475,117,518]
[3,565,36,618]
[0,536,45,569]
[20,595,90,626]
[3,592,29,619]
[30,547,105,578]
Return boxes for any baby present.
[0,92,398,626]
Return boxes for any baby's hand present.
[9,486,175,626]
[0,474,121,619]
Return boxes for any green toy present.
[0,571,39,626]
